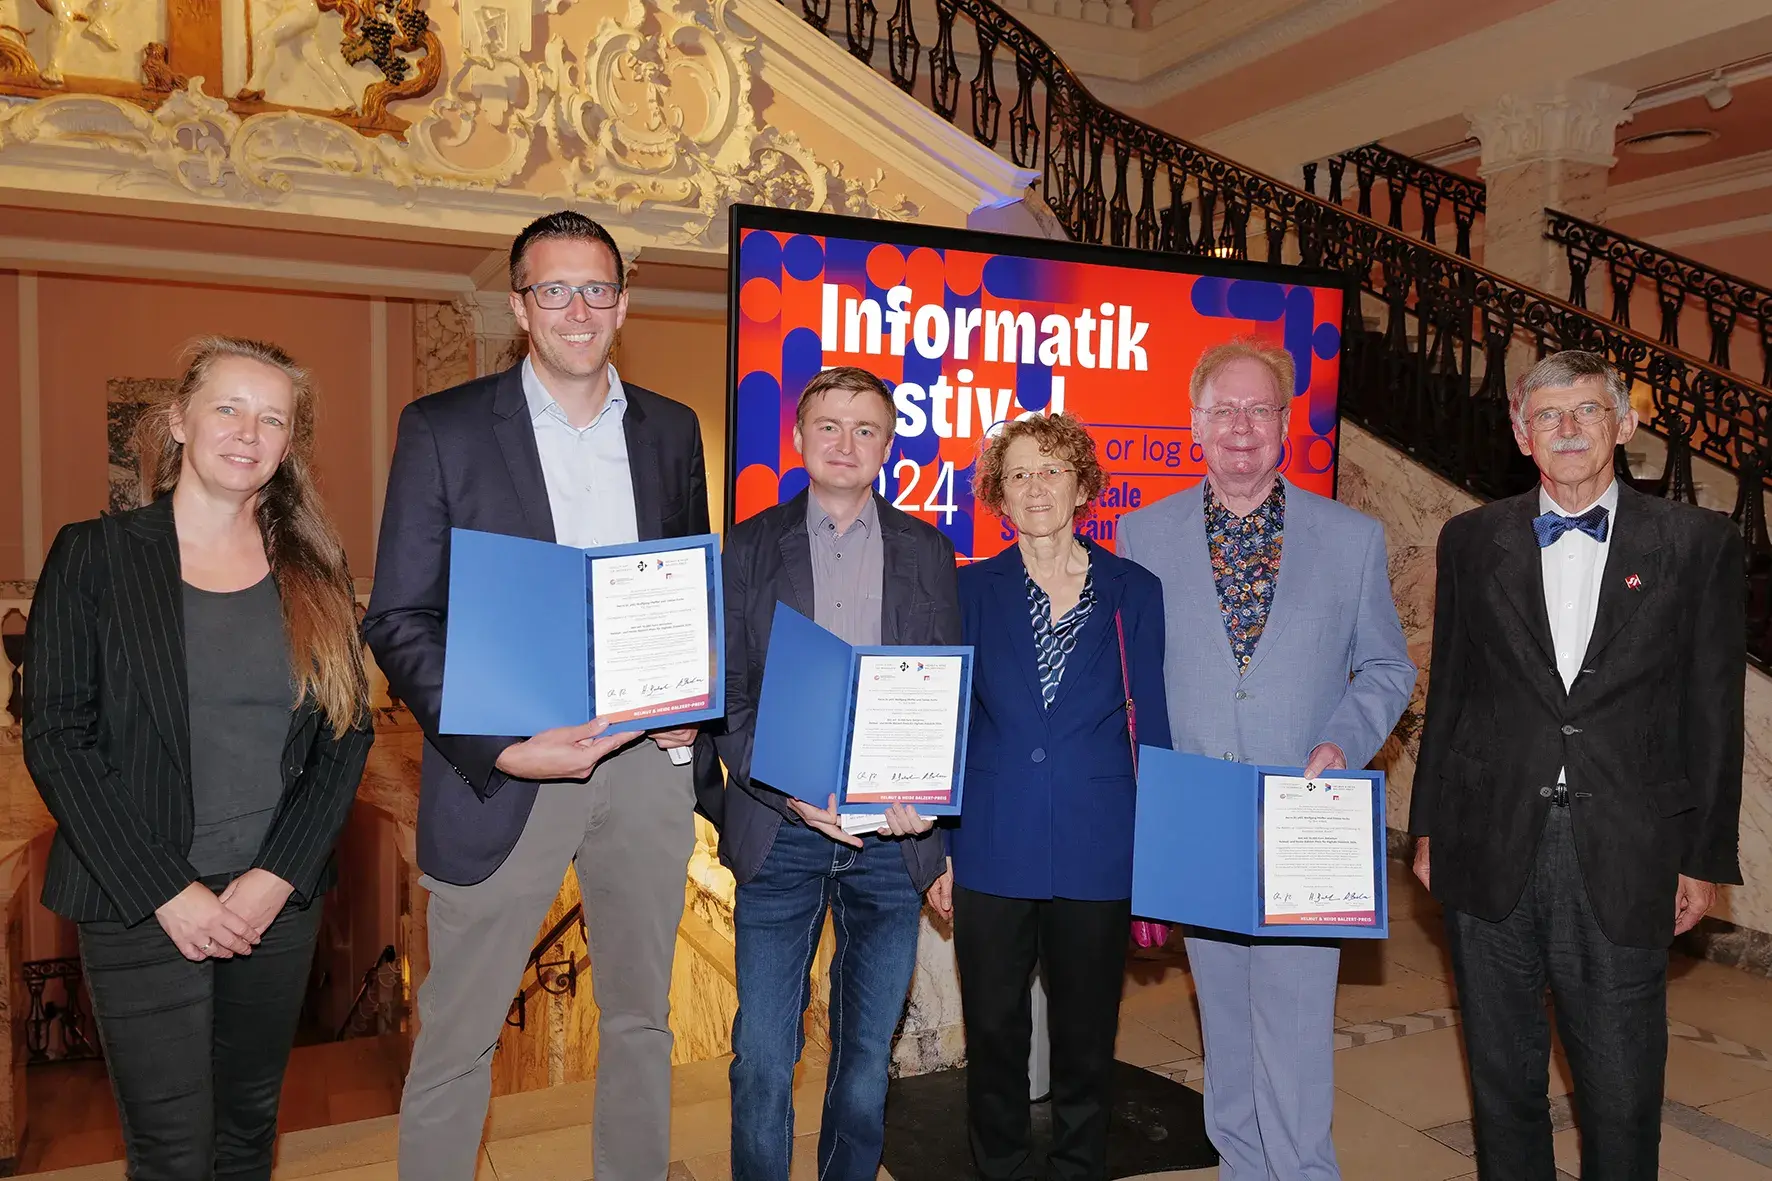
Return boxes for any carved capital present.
[1465,80,1637,177]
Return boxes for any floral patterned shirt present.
[1206,479,1285,674]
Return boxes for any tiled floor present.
[24,860,1772,1179]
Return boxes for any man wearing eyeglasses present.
[366,211,721,1181]
[1411,350,1744,1180]
[1118,338,1415,1181]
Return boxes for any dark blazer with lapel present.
[1410,483,1746,948]
[363,363,721,887]
[713,489,959,892]
[22,498,375,925]
[951,539,1172,901]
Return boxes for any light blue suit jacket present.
[1117,479,1416,771]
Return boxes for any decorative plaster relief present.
[0,0,919,249]
[1465,79,1637,178]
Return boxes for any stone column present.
[1465,80,1636,292]
[452,293,526,378]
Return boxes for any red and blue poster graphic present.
[728,209,1346,560]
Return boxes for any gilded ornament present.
[317,0,442,124]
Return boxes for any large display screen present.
[726,206,1348,559]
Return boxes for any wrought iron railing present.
[507,905,584,1033]
[1306,142,1485,258]
[801,0,1772,662]
[24,958,100,1063]
[1306,145,1772,394]
[335,944,400,1040]
[1547,209,1772,387]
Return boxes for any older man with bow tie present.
[1411,350,1746,1181]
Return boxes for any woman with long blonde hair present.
[24,336,373,1180]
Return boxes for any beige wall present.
[616,314,731,530]
[3,277,731,585]
[6,270,421,580]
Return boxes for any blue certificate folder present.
[1131,747,1389,939]
[438,528,724,737]
[749,603,973,815]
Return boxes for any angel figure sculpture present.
[27,0,118,84]
[237,0,355,110]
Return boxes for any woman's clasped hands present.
[154,867,296,961]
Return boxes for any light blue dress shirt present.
[521,357,639,549]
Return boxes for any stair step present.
[19,1054,851,1180]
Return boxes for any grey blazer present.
[1117,479,1416,772]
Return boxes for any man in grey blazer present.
[1118,339,1415,1181]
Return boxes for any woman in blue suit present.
[952,412,1172,1181]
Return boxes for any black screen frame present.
[723,202,1357,531]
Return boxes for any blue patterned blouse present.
[1205,480,1285,673]
[1027,563,1098,709]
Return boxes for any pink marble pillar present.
[1465,80,1636,292]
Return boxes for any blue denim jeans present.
[730,821,924,1181]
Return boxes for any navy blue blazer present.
[363,364,723,887]
[713,490,959,892]
[952,539,1172,901]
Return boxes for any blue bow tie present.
[1533,504,1610,547]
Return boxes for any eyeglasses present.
[1525,401,1614,432]
[518,281,624,310]
[1195,403,1284,425]
[1005,465,1076,486]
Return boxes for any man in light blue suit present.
[1118,338,1415,1181]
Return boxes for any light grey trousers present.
[397,739,695,1181]
[1187,931,1342,1181]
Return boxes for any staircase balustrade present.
[1307,142,1484,258]
[507,906,585,1034]
[1546,208,1772,388]
[789,0,1772,664]
[23,957,99,1064]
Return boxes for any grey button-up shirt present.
[808,492,883,645]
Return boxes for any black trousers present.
[78,888,324,1181]
[1446,806,1668,1181]
[954,886,1131,1181]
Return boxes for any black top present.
[182,575,294,876]
[23,498,374,925]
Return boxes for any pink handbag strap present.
[1115,609,1137,773]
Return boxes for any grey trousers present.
[1186,931,1342,1181]
[397,739,696,1181]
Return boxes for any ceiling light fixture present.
[1704,70,1734,110]
[1619,128,1719,155]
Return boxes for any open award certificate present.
[844,654,967,806]
[1129,747,1388,939]
[748,603,973,817]
[1259,775,1380,927]
[438,529,724,737]
[589,547,713,726]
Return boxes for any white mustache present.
[1549,437,1593,454]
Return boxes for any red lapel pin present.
[1625,573,1643,590]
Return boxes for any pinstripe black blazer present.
[22,497,375,925]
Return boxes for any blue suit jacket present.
[952,539,1172,901]
[363,365,722,887]
[1117,479,1416,775]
